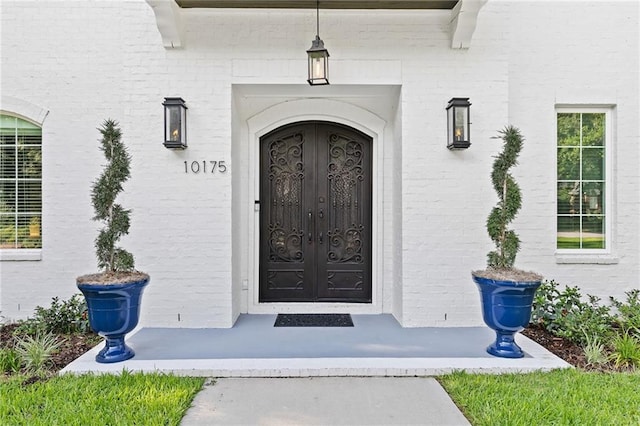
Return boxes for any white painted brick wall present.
[507,1,640,302]
[1,0,638,328]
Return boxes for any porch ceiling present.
[175,0,458,9]
[145,0,486,49]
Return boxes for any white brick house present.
[1,0,638,329]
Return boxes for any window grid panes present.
[557,112,606,250]
[0,115,42,249]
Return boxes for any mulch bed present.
[521,324,588,369]
[50,334,102,371]
[1,323,101,374]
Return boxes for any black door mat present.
[274,313,354,327]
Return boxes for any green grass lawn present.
[3,368,640,425]
[0,372,204,426]
[439,368,640,426]
[557,237,604,249]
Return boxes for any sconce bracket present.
[450,0,488,49]
[146,0,183,49]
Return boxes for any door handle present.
[308,210,313,244]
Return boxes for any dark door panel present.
[259,121,371,303]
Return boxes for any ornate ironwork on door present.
[259,121,372,302]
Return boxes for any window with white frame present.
[556,109,610,251]
[0,114,42,249]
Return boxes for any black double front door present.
[259,121,372,303]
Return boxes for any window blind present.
[0,115,42,249]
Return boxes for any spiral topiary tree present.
[486,125,523,270]
[77,119,147,284]
[475,125,541,281]
[91,119,135,274]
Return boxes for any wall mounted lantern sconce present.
[163,97,187,149]
[307,1,330,85]
[446,97,471,150]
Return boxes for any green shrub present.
[14,294,90,336]
[582,334,608,366]
[531,281,613,346]
[554,295,613,346]
[610,289,640,332]
[609,331,640,369]
[531,280,580,333]
[14,333,62,376]
[14,317,46,336]
[0,348,22,374]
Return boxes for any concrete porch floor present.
[61,314,571,377]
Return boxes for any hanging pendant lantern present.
[307,1,329,85]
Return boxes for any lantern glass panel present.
[165,106,183,143]
[310,55,326,80]
[447,106,454,146]
[455,107,468,142]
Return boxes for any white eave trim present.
[146,0,184,49]
[146,0,486,50]
[450,0,488,49]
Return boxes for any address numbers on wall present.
[183,160,228,174]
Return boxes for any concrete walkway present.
[180,377,471,426]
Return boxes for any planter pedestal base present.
[487,330,524,358]
[96,335,136,363]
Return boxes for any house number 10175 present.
[184,160,228,174]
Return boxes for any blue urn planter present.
[77,277,149,363]
[472,274,541,358]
